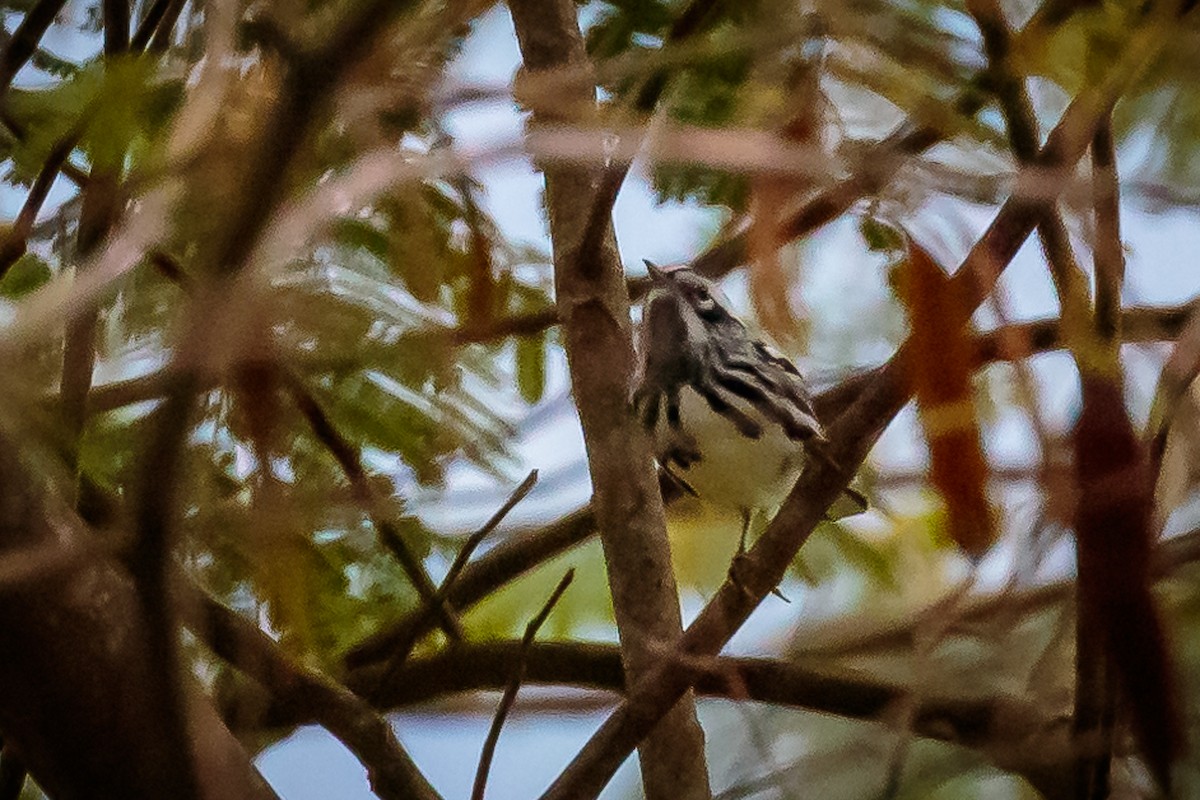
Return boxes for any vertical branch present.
[506,2,713,799]
[125,2,425,795]
[1069,98,1123,800]
[970,0,1181,793]
[1092,119,1123,344]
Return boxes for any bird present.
[633,260,866,560]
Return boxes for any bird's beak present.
[644,260,667,283]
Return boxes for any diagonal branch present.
[536,4,1184,794]
[373,469,539,693]
[343,299,1195,674]
[177,577,444,800]
[0,0,69,101]
[282,372,464,643]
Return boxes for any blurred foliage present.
[1,0,1200,796]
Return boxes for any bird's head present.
[643,260,731,324]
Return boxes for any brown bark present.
[0,444,279,800]
[506,1,712,798]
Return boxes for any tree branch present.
[0,0,69,101]
[800,526,1200,659]
[127,1,429,796]
[282,372,464,643]
[471,570,574,800]
[343,300,1194,674]
[374,469,539,694]
[178,577,444,800]
[507,0,712,797]
[536,4,1183,794]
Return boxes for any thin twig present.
[471,569,575,800]
[374,469,539,693]
[282,372,465,642]
[343,300,1196,672]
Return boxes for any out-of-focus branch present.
[330,639,1075,793]
[507,0,712,797]
[967,0,1093,351]
[1092,120,1123,344]
[131,0,186,51]
[128,1,430,796]
[0,136,74,280]
[0,0,69,100]
[177,578,444,800]
[282,372,464,643]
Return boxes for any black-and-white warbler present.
[633,261,866,552]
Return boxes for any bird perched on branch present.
[633,261,866,558]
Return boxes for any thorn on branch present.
[471,568,574,800]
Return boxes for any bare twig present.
[344,300,1195,674]
[375,470,539,691]
[471,569,575,800]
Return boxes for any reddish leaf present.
[1073,374,1184,791]
[897,239,994,556]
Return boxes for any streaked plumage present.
[634,262,865,538]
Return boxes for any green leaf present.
[858,216,906,254]
[0,253,51,299]
[515,331,547,404]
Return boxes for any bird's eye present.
[689,285,717,314]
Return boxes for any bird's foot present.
[727,553,791,603]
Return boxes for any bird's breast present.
[654,386,804,513]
